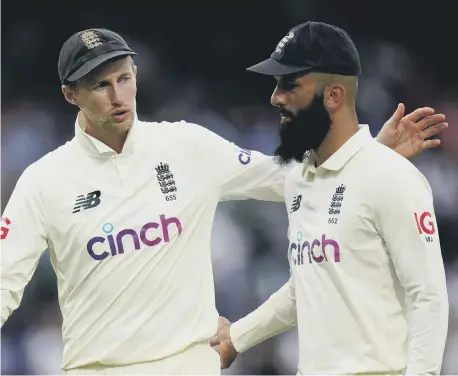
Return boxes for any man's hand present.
[210,316,238,369]
[377,103,448,158]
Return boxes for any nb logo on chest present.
[73,190,101,213]
[290,195,302,213]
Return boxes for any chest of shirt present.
[41,152,215,266]
[285,171,384,270]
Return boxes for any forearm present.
[1,258,42,327]
[405,292,449,375]
[1,165,48,327]
[230,278,297,353]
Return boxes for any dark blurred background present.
[2,0,458,374]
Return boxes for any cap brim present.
[246,58,309,76]
[67,50,137,82]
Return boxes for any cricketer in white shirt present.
[230,125,449,375]
[3,25,449,375]
[0,115,292,372]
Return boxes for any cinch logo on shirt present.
[290,232,340,265]
[238,148,252,165]
[87,214,183,261]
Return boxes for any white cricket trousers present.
[65,342,220,375]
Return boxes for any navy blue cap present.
[247,22,361,77]
[58,28,136,84]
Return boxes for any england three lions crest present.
[155,162,178,201]
[329,184,346,216]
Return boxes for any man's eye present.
[94,82,108,90]
[281,82,298,90]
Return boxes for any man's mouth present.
[278,108,292,118]
[279,112,292,122]
[112,110,128,116]
[111,110,129,122]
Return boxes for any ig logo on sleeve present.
[414,211,436,243]
[0,217,11,240]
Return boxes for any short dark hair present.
[66,81,78,90]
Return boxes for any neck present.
[79,113,128,154]
[314,108,359,166]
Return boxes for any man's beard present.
[274,92,332,166]
[82,107,134,134]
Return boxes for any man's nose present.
[271,86,287,107]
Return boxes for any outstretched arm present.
[211,277,297,369]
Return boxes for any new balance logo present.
[73,190,101,213]
[290,195,302,213]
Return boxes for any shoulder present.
[137,119,222,143]
[136,119,239,164]
[13,142,73,195]
[22,142,73,180]
[284,162,305,191]
[357,141,431,193]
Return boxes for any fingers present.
[422,138,441,150]
[416,114,447,130]
[404,107,435,123]
[388,103,406,124]
[210,335,220,347]
[394,103,405,120]
[218,316,229,326]
[421,122,448,139]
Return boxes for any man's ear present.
[324,84,345,112]
[62,85,78,105]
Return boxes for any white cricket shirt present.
[0,115,293,370]
[231,126,449,375]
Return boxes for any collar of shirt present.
[302,125,372,177]
[74,112,140,157]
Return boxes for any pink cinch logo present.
[87,214,183,261]
[290,233,340,265]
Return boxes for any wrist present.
[229,321,243,353]
[227,334,238,356]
